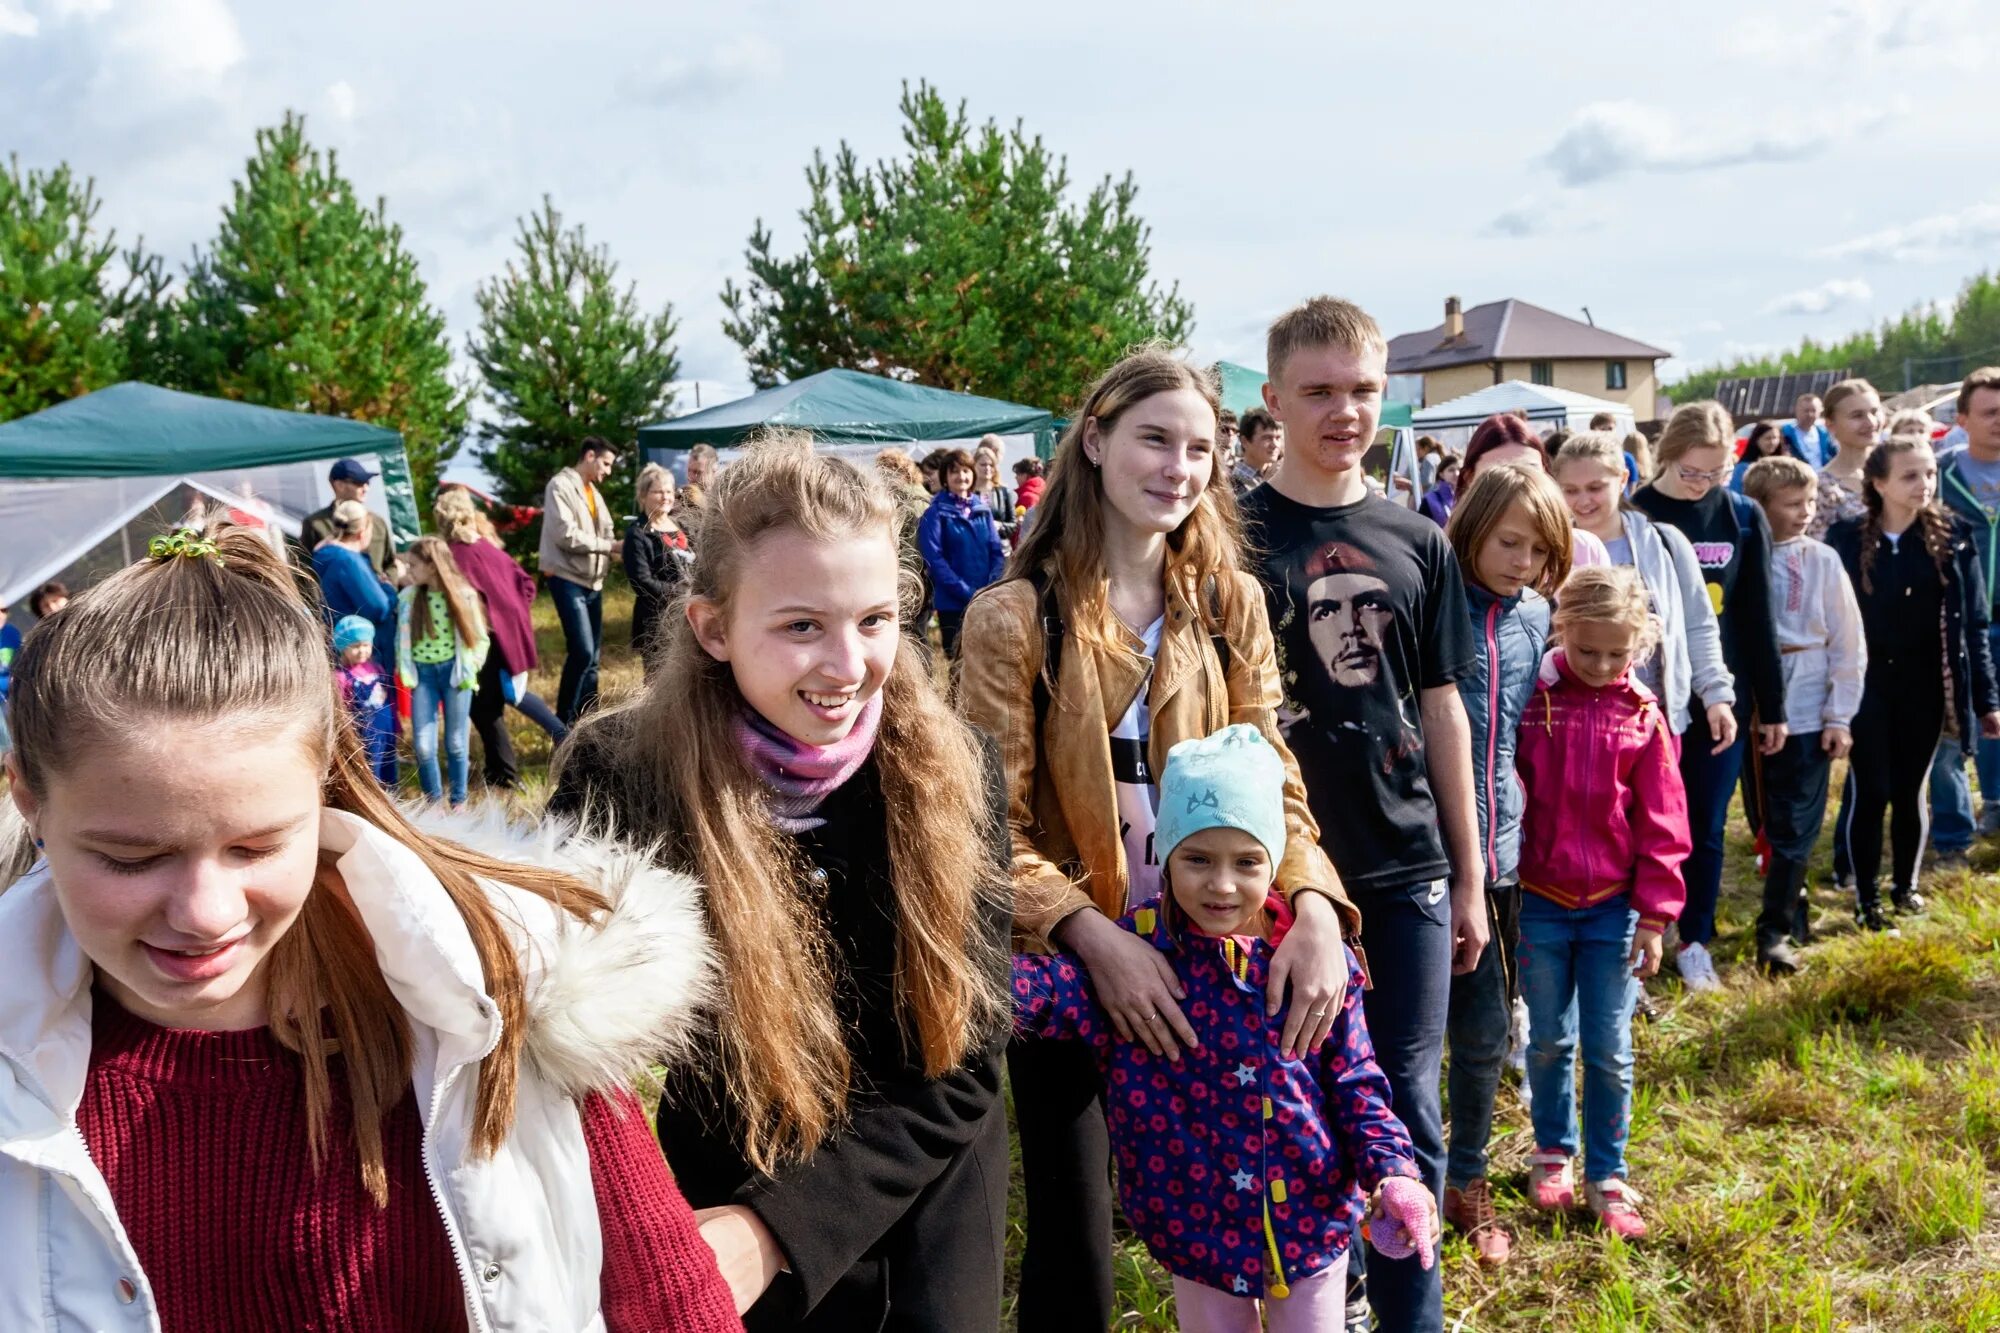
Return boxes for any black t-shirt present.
[1630,485,1785,719]
[1240,485,1476,891]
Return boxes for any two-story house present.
[1387,297,1669,419]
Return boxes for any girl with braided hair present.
[1823,436,2000,931]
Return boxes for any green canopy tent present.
[0,382,417,612]
[1215,360,1413,427]
[638,368,1059,468]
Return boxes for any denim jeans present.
[1677,704,1746,947]
[1446,884,1519,1188]
[1517,892,1639,1182]
[411,659,473,805]
[1930,736,1976,854]
[548,576,602,725]
[1348,877,1451,1333]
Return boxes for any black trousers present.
[1840,681,1943,904]
[1749,734,1832,947]
[469,651,519,790]
[938,609,966,659]
[1007,1035,1115,1333]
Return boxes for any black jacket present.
[621,518,691,661]
[1826,512,2000,754]
[548,731,1014,1329]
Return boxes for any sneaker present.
[1757,937,1802,976]
[1586,1177,1648,1240]
[1443,1178,1513,1267]
[1854,900,1900,934]
[1343,1291,1373,1333]
[1892,886,1929,915]
[1529,1149,1575,1211]
[1675,941,1723,992]
[1981,805,2000,839]
[1830,870,1855,892]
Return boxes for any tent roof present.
[0,382,403,479]
[1412,380,1633,429]
[1216,361,1413,428]
[637,368,1053,450]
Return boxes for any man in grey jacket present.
[539,437,621,723]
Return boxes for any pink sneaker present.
[1529,1149,1575,1211]
[1586,1177,1648,1240]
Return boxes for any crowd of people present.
[2,294,1997,1333]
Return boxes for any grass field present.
[493,578,2000,1332]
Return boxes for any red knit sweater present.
[78,993,742,1332]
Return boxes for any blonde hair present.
[874,448,922,487]
[551,430,1008,1172]
[1552,565,1659,662]
[1007,345,1238,654]
[330,499,370,538]
[1265,296,1386,387]
[1742,455,1816,505]
[432,487,482,546]
[403,535,485,649]
[1554,429,1628,480]
[1623,430,1653,482]
[1652,401,1733,478]
[1823,378,1880,430]
[1446,462,1575,597]
[1886,408,1935,440]
[636,461,675,507]
[4,524,608,1205]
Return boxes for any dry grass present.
[480,579,2000,1332]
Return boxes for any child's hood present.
[1535,648,1659,705]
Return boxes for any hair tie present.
[148,529,224,566]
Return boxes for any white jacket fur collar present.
[0,804,715,1333]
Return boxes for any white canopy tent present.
[1412,381,1636,450]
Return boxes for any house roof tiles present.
[1387,299,1671,373]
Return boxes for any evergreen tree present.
[467,196,680,521]
[179,112,466,509]
[722,81,1193,412]
[0,158,128,420]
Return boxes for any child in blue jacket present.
[1013,724,1434,1331]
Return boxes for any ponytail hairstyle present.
[1007,344,1239,654]
[404,534,484,648]
[1551,565,1660,667]
[552,430,1009,1172]
[433,486,484,546]
[1652,401,1734,481]
[4,523,609,1206]
[1446,462,1575,597]
[1856,434,1952,595]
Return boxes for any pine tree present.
[0,158,127,420]
[722,81,1193,412]
[179,112,467,509]
[467,196,680,521]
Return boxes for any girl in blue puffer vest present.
[1436,464,1572,1267]
[1014,725,1432,1331]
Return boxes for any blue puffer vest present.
[1458,583,1551,887]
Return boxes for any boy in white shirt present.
[1742,456,1866,973]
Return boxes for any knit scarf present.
[735,693,883,832]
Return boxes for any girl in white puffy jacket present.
[0,523,740,1333]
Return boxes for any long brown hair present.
[1007,345,1238,652]
[404,534,484,647]
[1857,434,1953,595]
[4,524,609,1206]
[552,430,1008,1172]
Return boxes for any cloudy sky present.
[5,0,1996,476]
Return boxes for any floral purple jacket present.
[1012,897,1419,1301]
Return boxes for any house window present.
[1606,361,1628,391]
[1530,361,1554,386]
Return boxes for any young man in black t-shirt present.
[1240,296,1482,1333]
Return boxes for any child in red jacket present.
[1514,566,1692,1240]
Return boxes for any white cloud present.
[1541,100,1857,187]
[1726,0,1988,69]
[326,79,356,120]
[1764,278,1873,315]
[0,1,37,36]
[620,33,781,106]
[1819,201,2000,263]
[104,0,243,83]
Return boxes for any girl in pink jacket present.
[1513,566,1692,1241]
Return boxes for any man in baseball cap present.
[298,457,391,574]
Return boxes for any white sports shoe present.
[1675,941,1723,992]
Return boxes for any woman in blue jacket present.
[918,448,1006,657]
[310,500,397,665]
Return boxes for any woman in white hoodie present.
[0,523,740,1333]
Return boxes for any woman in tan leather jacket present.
[960,348,1358,1333]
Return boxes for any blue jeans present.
[1930,736,1976,853]
[548,576,602,725]
[411,660,473,805]
[1518,893,1638,1182]
[1677,704,1746,946]
[1348,877,1451,1332]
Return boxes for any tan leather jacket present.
[960,569,1357,951]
